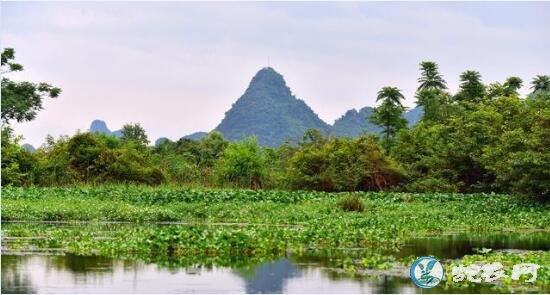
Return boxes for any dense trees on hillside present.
[1,47,548,199]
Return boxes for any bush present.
[287,135,404,192]
[338,195,364,212]
[1,126,37,185]
[215,137,266,189]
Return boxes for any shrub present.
[287,135,404,192]
[338,195,365,212]
[215,137,266,189]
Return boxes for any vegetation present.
[1,48,61,124]
[1,48,549,200]
[369,87,407,150]
[338,195,365,212]
[443,250,550,292]
[3,186,549,254]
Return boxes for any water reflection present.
[234,259,299,293]
[2,230,549,293]
[397,231,550,259]
[3,253,544,294]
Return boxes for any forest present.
[2,48,548,199]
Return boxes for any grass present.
[338,194,365,212]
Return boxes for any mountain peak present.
[89,119,122,137]
[244,67,289,97]
[215,68,329,146]
[89,120,110,133]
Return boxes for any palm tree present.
[530,75,550,94]
[503,76,523,96]
[456,70,485,102]
[372,86,407,150]
[459,70,482,86]
[377,86,405,107]
[417,61,447,91]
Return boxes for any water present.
[2,231,549,293]
[0,254,491,294]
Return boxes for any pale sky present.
[2,2,549,146]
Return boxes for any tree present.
[121,123,149,146]
[197,131,229,167]
[486,82,507,99]
[417,61,447,91]
[1,48,61,124]
[415,89,452,123]
[370,87,407,150]
[216,137,266,189]
[376,86,405,107]
[287,136,403,191]
[415,61,450,123]
[455,70,485,103]
[503,76,523,96]
[481,98,549,199]
[530,75,550,95]
[1,126,37,185]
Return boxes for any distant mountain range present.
[86,67,424,146]
[89,120,123,137]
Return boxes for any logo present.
[410,256,444,289]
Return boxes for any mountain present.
[404,106,423,127]
[215,67,329,146]
[22,143,36,152]
[89,119,122,137]
[155,137,169,146]
[332,106,382,137]
[182,131,208,141]
[332,106,424,137]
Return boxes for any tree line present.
[2,48,548,199]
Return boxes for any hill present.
[332,106,423,137]
[215,67,329,146]
[89,120,122,137]
[332,106,382,137]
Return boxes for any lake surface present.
[2,230,549,294]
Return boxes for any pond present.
[2,228,549,294]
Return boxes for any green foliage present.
[530,75,550,95]
[216,137,266,188]
[445,250,550,292]
[370,88,407,150]
[121,123,149,146]
[1,48,61,123]
[455,70,486,103]
[2,187,549,260]
[1,53,548,199]
[417,61,447,91]
[287,134,403,191]
[415,89,452,123]
[338,195,365,212]
[504,76,523,96]
[481,98,550,199]
[1,126,37,185]
[36,132,165,185]
[394,94,549,198]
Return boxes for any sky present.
[2,2,550,146]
